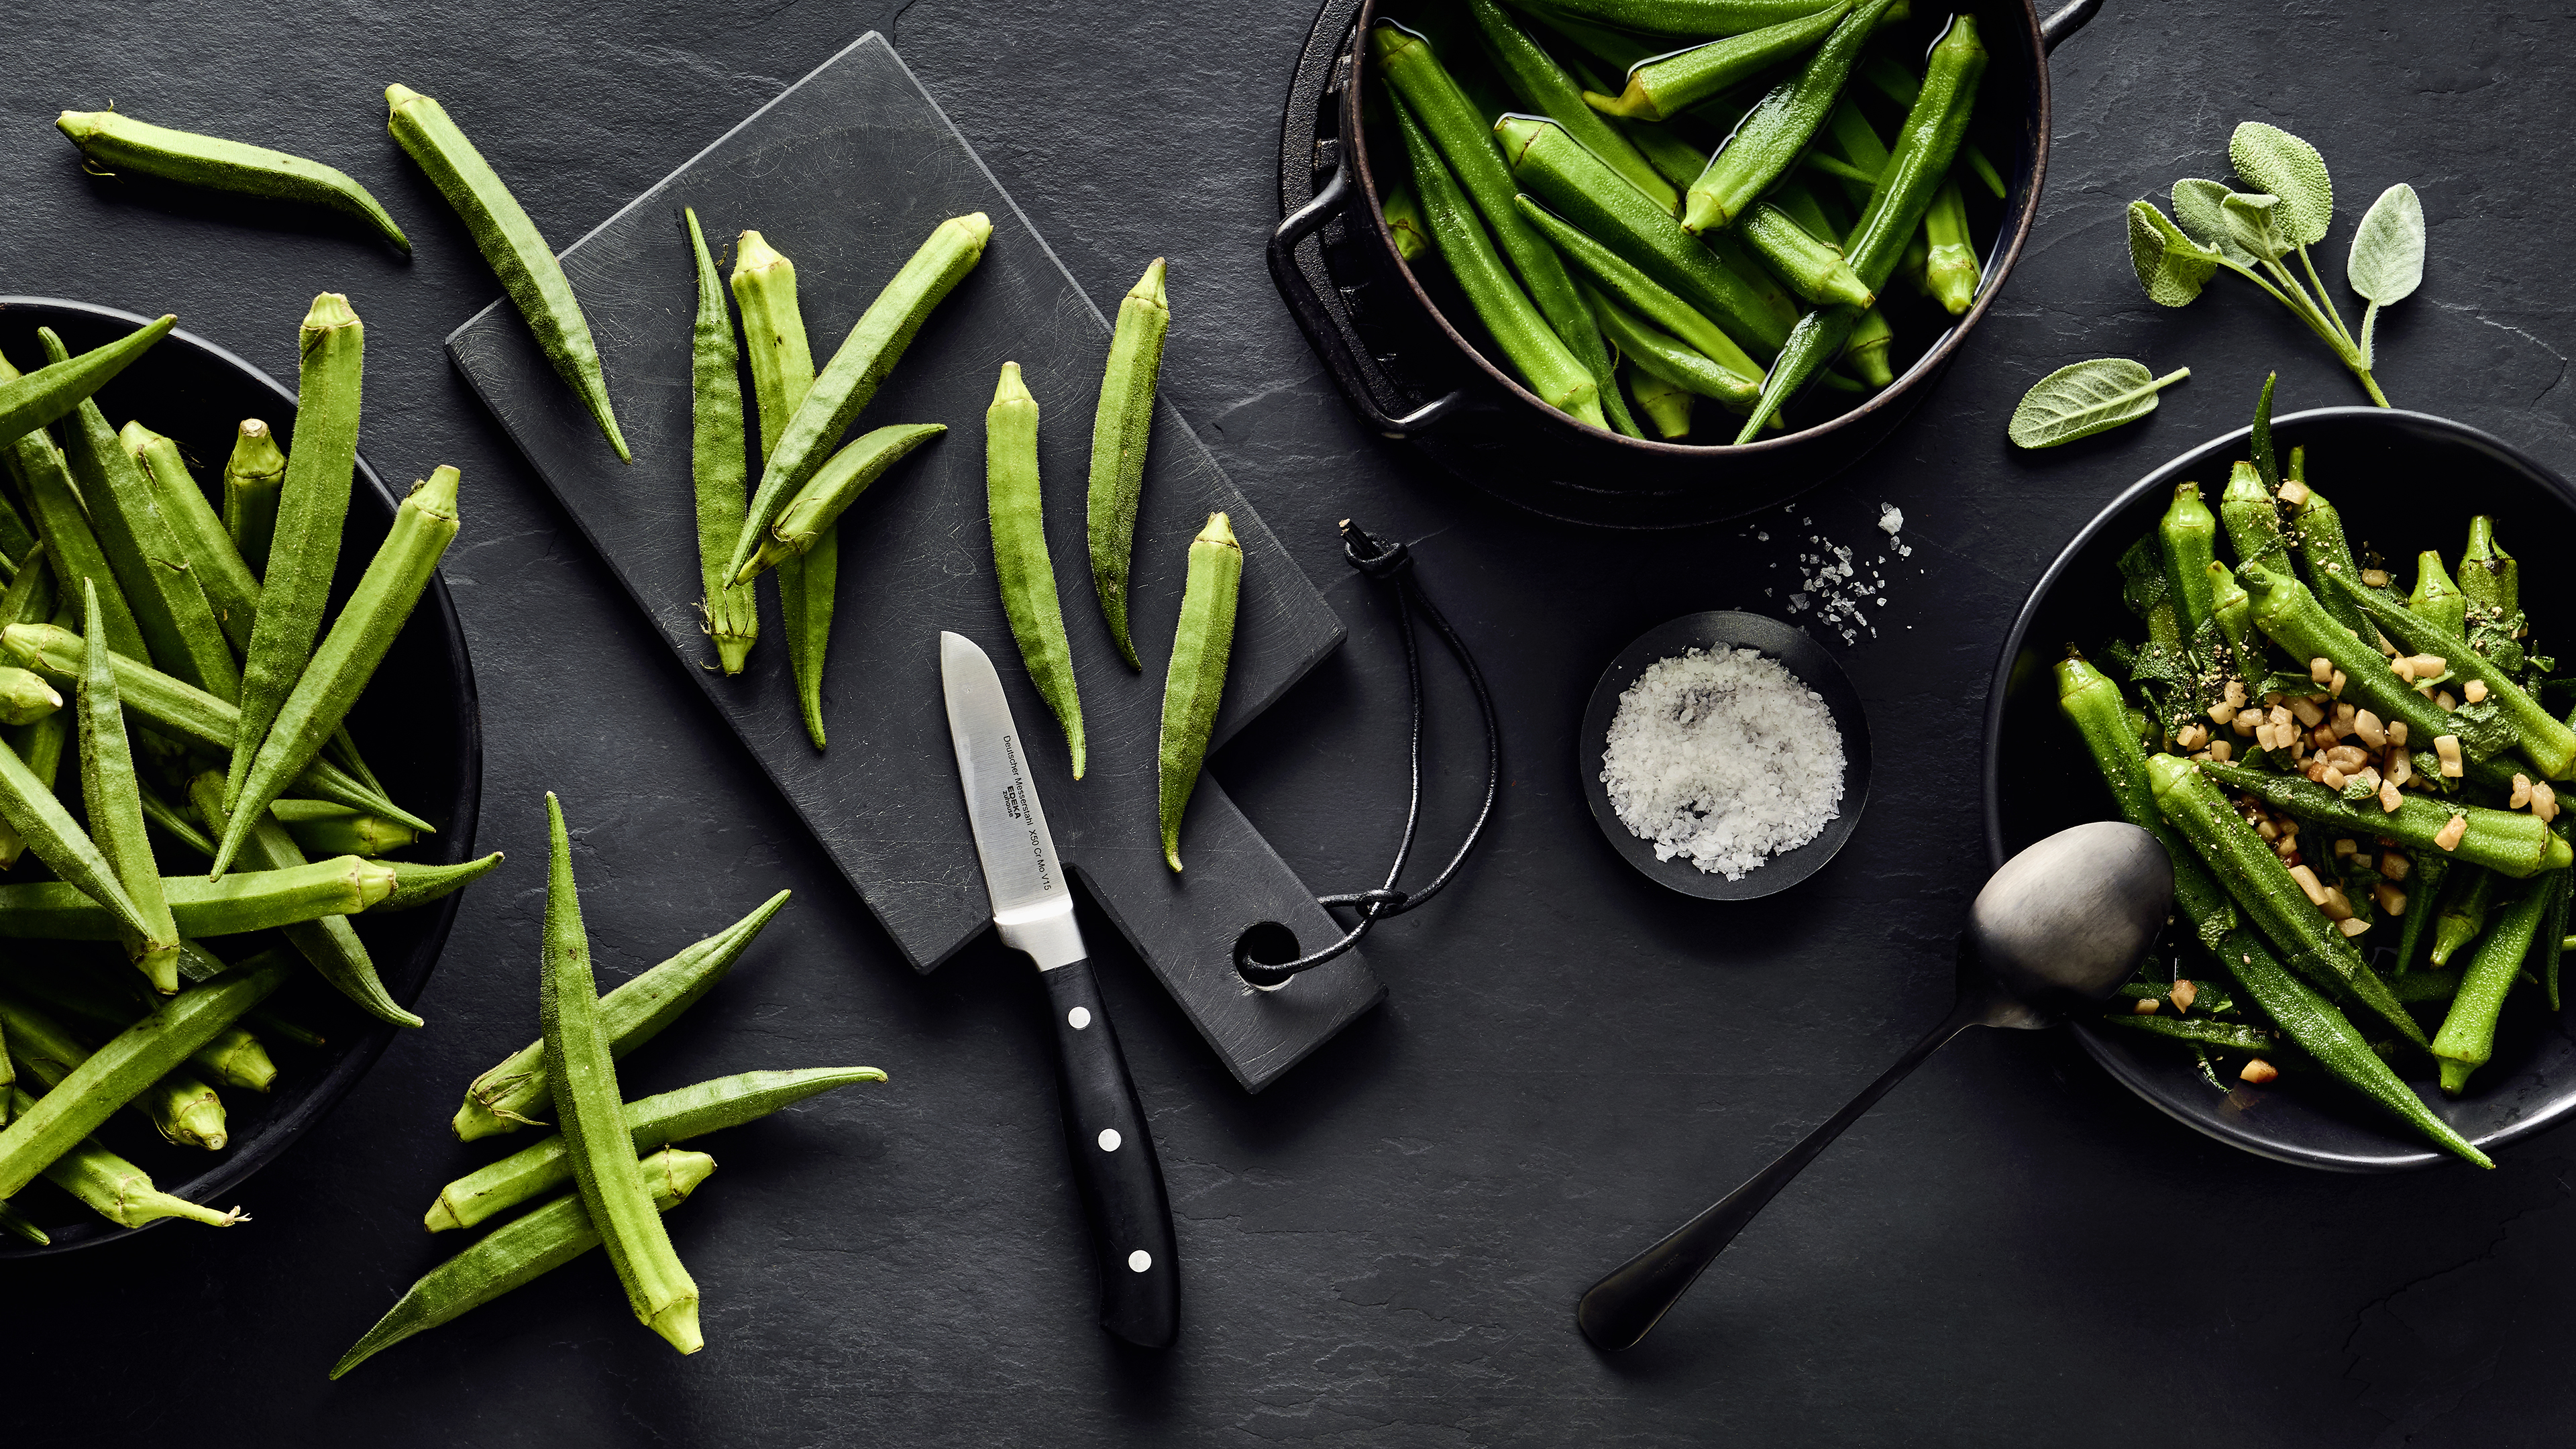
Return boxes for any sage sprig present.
[2126,123,2423,407]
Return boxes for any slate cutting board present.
[445,31,1381,1091]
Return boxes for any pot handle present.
[2040,0,2103,52]
[1268,160,1467,439]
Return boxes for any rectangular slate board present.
[445,31,1381,1091]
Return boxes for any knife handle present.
[1040,959,1180,1348]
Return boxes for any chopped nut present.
[2379,779,2404,813]
[2436,690,2457,712]
[2210,701,2239,725]
[2412,653,2447,678]
[2351,765,2381,793]
[2224,678,2248,708]
[2208,740,2234,763]
[2536,782,2560,824]
[2353,709,2386,749]
[2133,997,2161,1015]
[2269,704,2294,728]
[2375,882,2408,916]
[2393,655,2416,682]
[2380,851,2411,880]
[2434,813,2467,851]
[2464,678,2489,704]
[2288,863,2329,906]
[2322,885,2355,921]
[2290,697,2326,727]
[2361,568,2391,587]
[2170,979,2199,1011]
[2330,669,2347,697]
[2279,478,2312,505]
[2233,711,2261,737]
[2337,916,2371,937]
[2333,837,2358,857]
[2322,766,2348,790]
[2511,775,2532,809]
[2434,735,2464,777]
[2257,818,2281,841]
[2240,1058,2280,1085]
[2326,745,2371,771]
[2310,657,2334,687]
[2389,720,2409,747]
[2331,702,2357,735]
[2312,724,2342,751]
[2386,750,2413,788]
[2176,722,2209,749]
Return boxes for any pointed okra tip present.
[1130,256,1167,309]
[991,360,1032,408]
[1196,511,1238,550]
[302,290,358,331]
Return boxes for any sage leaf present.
[2347,182,2424,304]
[2008,359,2191,449]
[2229,121,2332,245]
[2220,191,2290,263]
[2172,178,2256,266]
[2127,201,2218,307]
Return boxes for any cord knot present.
[1340,519,1412,579]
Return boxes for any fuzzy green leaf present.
[2127,201,2218,307]
[2347,182,2424,305]
[2171,178,2256,266]
[2229,121,2333,245]
[2220,191,2290,264]
[2008,358,2192,449]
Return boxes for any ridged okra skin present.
[682,209,758,678]
[57,109,411,252]
[1159,513,1243,872]
[221,419,288,575]
[1085,258,1170,672]
[984,364,1086,777]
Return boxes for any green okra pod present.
[1841,307,1894,387]
[1497,115,1795,354]
[333,1146,713,1379]
[0,991,228,1148]
[1628,365,1695,439]
[455,889,790,1139]
[0,953,287,1195]
[1396,109,1605,427]
[1465,0,1675,209]
[1512,195,1767,388]
[0,856,396,940]
[56,109,409,252]
[221,419,287,575]
[1533,0,1845,39]
[0,666,62,726]
[1085,258,1171,672]
[984,363,1087,776]
[6,949,278,1091]
[2145,753,2426,1047]
[2409,551,2467,637]
[729,230,828,745]
[2055,653,2238,950]
[2237,560,2513,766]
[227,292,364,817]
[538,794,704,1354]
[268,798,417,859]
[1616,114,1714,193]
[2394,848,2449,975]
[1585,288,1761,408]
[186,771,423,1028]
[2158,482,2220,645]
[78,582,182,991]
[374,853,506,912]
[0,315,174,449]
[682,209,759,678]
[1584,2,1856,121]
[2096,1012,2277,1053]
[726,214,993,584]
[0,360,149,663]
[0,541,55,632]
[1921,176,1980,315]
[2321,570,2576,780]
[215,466,462,876]
[2209,561,2257,676]
[427,1066,882,1232]
[2459,515,2517,616]
[5,1089,241,1228]
[121,421,260,649]
[386,85,627,460]
[1,621,427,828]
[1681,0,1897,234]
[2198,760,2569,879]
[2430,867,2496,969]
[2430,878,2554,1095]
[1735,202,1874,307]
[1159,513,1243,873]
[0,698,159,967]
[737,425,947,583]
[2219,460,2292,574]
[2289,481,2371,639]
[36,329,239,699]
[1383,182,1432,261]
[0,1201,45,1245]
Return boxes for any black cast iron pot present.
[1271,0,2102,528]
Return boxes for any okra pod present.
[5,1089,241,1228]
[729,230,822,740]
[1735,202,1874,307]
[1,947,278,1090]
[2208,561,2257,675]
[737,425,947,582]
[2430,868,2496,969]
[269,798,417,859]
[121,421,260,649]
[1628,365,1695,439]
[427,1066,881,1233]
[538,794,704,1353]
[186,771,423,1028]
[1585,288,1761,407]
[724,213,992,584]
[0,856,396,940]
[0,315,174,449]
[215,466,462,877]
[1159,513,1242,873]
[0,952,287,1197]
[2459,516,2516,616]
[455,889,790,1139]
[1921,177,1979,314]
[2159,483,2219,645]
[56,109,410,253]
[1513,195,1767,386]
[0,666,62,726]
[1085,258,1171,672]
[983,363,1088,777]
[2145,753,2426,1046]
[221,419,287,575]
[1497,115,1795,354]
[1584,2,1856,121]
[1841,307,1894,387]
[0,991,227,1148]
[2430,879,2553,1095]
[2408,551,2467,637]
[77,583,182,991]
[227,292,363,816]
[1383,182,1432,261]
[36,329,238,698]
[1617,115,1714,193]
[2219,460,2292,574]
[1466,0,1675,209]
[2055,653,2239,949]
[332,1146,713,1379]
[373,854,506,913]
[2200,760,2568,879]
[2393,849,2449,975]
[1,621,427,828]
[2238,561,2512,766]
[1532,0,1846,40]
[0,695,160,963]
[0,541,55,631]
[0,1200,44,1244]
[0,358,149,663]
[386,85,627,460]
[2096,1012,2277,1053]
[2289,482,2371,639]
[682,209,758,678]
[1681,0,1897,234]
[2322,570,2576,780]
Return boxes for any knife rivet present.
[1128,1250,1153,1273]
[1097,1128,1122,1152]
[1067,1007,1092,1030]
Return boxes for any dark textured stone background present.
[3,1,2572,1443]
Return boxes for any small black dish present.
[1984,407,2576,1172]
[0,297,483,1252]
[1578,611,1872,902]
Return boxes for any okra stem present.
[2430,879,2554,1095]
[186,771,423,1028]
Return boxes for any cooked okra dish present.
[1369,0,2008,443]
[2057,384,2574,1168]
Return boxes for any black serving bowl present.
[1983,408,2576,1171]
[0,297,482,1250]
[1272,0,2103,528]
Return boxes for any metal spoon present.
[1575,820,2176,1352]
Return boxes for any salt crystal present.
[1600,647,1847,879]
[1878,504,1904,535]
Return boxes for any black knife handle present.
[1040,959,1179,1348]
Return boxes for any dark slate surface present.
[3,1,2574,1444]
[443,32,1381,1090]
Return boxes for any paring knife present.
[939,630,1179,1348]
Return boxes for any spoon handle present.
[1575,995,1990,1352]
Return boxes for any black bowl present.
[1982,408,2576,1171]
[1580,610,1872,900]
[0,297,482,1250]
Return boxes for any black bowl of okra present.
[0,297,482,1252]
[1984,408,2576,1172]
[1271,0,2102,528]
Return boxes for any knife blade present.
[940,631,1179,1348]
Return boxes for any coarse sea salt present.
[1600,647,1846,879]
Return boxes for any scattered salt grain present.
[1600,647,1847,879]
[1878,503,1904,535]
